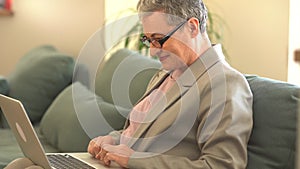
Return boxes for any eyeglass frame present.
[140,20,188,48]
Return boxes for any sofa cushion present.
[0,76,9,128]
[40,82,130,152]
[95,49,161,109]
[245,75,300,169]
[0,76,9,95]
[6,45,74,125]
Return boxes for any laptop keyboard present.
[47,154,95,169]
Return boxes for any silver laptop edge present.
[0,94,52,169]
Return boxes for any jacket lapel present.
[139,70,169,102]
[127,46,224,148]
[122,70,169,129]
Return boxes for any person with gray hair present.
[89,0,253,168]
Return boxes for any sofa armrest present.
[245,75,300,169]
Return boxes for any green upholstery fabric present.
[0,127,58,169]
[7,45,75,125]
[95,49,161,109]
[40,82,96,152]
[0,76,8,95]
[0,76,9,128]
[245,75,300,169]
[40,82,130,152]
[40,49,161,152]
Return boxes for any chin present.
[161,65,173,72]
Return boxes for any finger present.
[87,140,93,153]
[96,148,108,161]
[92,145,101,157]
[102,144,134,157]
[88,139,102,157]
[103,153,111,166]
[95,148,102,159]
[103,153,116,166]
[87,140,96,156]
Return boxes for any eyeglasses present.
[140,20,187,48]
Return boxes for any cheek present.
[149,48,159,57]
[166,50,188,67]
[173,37,196,64]
[149,48,157,57]
[168,34,189,52]
[169,43,188,60]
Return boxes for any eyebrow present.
[150,33,165,38]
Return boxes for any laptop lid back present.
[0,94,52,169]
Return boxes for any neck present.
[170,68,185,80]
[196,32,211,58]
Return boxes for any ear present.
[187,17,200,38]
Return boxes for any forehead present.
[141,12,171,35]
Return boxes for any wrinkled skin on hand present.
[87,136,134,168]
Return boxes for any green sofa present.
[0,45,299,169]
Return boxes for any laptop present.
[0,94,120,169]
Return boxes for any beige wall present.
[106,0,290,81]
[204,0,289,81]
[288,0,300,85]
[1,0,291,82]
[0,0,105,75]
[105,0,137,18]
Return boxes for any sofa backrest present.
[245,75,300,169]
[94,49,161,109]
[40,49,162,152]
[3,45,75,126]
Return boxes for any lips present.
[158,55,169,62]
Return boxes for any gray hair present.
[137,0,208,33]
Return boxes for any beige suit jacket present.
[109,45,253,169]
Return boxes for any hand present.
[102,144,134,168]
[87,135,115,159]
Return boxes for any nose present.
[150,47,162,58]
